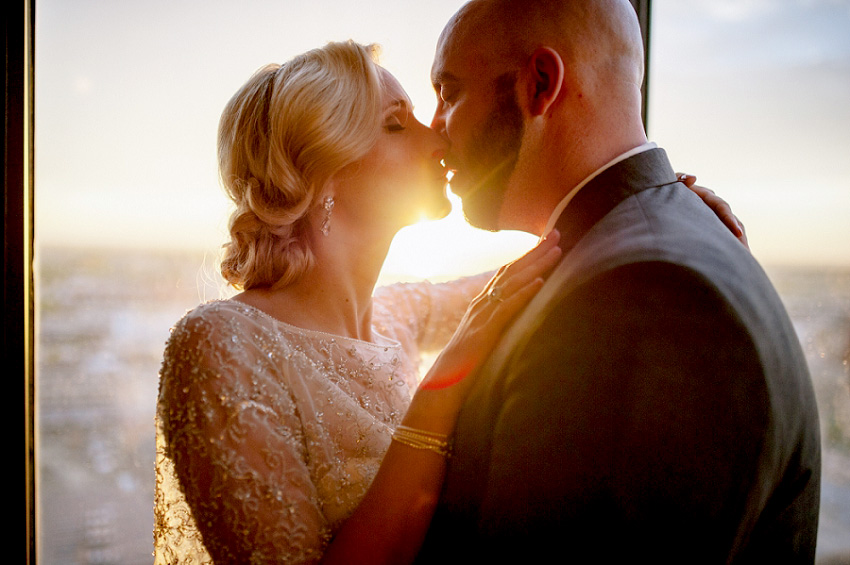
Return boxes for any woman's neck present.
[234,221,395,343]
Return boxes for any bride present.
[154,40,745,564]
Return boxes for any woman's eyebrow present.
[384,99,413,125]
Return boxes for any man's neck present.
[496,109,650,236]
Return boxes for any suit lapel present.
[480,148,678,377]
[439,148,679,529]
[555,148,678,255]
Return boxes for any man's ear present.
[524,47,564,116]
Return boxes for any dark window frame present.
[9,0,36,562]
[631,0,652,128]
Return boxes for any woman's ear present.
[524,47,564,117]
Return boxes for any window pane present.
[649,1,850,561]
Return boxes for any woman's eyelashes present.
[384,100,412,133]
[384,118,406,133]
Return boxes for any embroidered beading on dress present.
[153,274,489,564]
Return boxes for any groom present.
[419,0,821,562]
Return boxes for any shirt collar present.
[541,142,657,238]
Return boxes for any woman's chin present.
[391,189,453,229]
[419,195,453,223]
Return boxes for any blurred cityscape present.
[35,246,850,564]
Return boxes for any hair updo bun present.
[217,41,383,289]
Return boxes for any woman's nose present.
[430,127,449,154]
[430,106,446,138]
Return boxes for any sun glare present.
[380,192,536,284]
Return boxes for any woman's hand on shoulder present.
[678,173,749,249]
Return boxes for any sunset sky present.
[34,0,850,278]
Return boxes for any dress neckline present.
[223,299,402,351]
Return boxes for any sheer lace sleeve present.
[154,300,414,564]
[155,304,330,564]
[373,272,492,357]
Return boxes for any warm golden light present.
[380,192,536,284]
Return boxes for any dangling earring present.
[320,196,335,236]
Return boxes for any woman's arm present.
[159,307,332,564]
[160,234,559,565]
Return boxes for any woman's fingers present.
[419,235,560,392]
[480,251,559,313]
[500,229,561,274]
[678,174,749,249]
[734,220,749,248]
[483,230,561,294]
[707,196,747,244]
[677,172,699,189]
[476,240,561,331]
[485,276,546,327]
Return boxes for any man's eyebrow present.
[431,70,458,88]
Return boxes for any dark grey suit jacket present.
[418,149,820,563]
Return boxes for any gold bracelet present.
[392,425,452,457]
[395,425,448,442]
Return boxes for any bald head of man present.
[430,0,648,234]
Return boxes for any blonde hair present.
[217,41,383,289]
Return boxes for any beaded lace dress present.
[153,276,486,564]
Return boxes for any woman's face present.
[334,68,451,232]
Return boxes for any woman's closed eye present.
[384,118,406,133]
[384,99,412,133]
